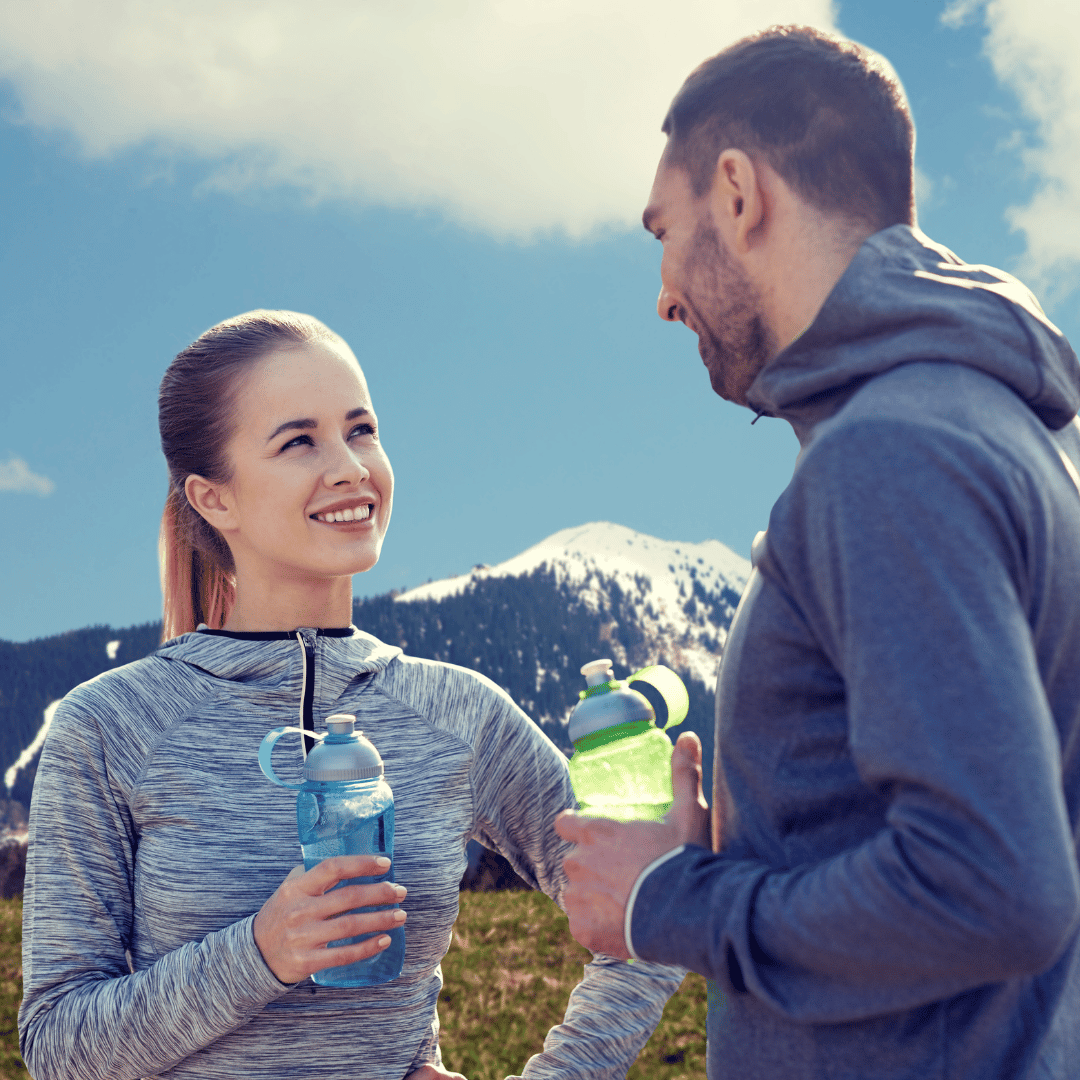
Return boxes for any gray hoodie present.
[19,628,687,1079]
[625,225,1080,1079]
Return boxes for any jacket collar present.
[156,625,402,707]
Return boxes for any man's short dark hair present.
[662,25,915,232]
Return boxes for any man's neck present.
[760,216,873,355]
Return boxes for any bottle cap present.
[567,661,690,743]
[580,659,614,686]
[568,660,654,742]
[304,713,384,782]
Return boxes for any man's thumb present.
[669,731,710,846]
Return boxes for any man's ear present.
[185,474,237,535]
[708,149,765,255]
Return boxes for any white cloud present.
[0,456,55,496]
[914,165,934,212]
[0,0,837,240]
[944,0,1080,302]
[940,0,986,30]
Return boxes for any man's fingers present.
[555,810,617,846]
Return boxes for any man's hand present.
[553,730,711,958]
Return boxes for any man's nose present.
[657,286,679,322]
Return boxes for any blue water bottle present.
[258,713,405,987]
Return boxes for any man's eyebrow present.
[267,407,370,444]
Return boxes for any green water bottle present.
[567,659,689,822]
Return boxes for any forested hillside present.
[0,565,729,817]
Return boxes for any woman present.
[18,310,686,1080]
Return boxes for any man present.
[554,24,1080,1080]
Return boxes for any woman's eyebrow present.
[266,407,370,444]
[266,417,316,443]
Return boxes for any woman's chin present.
[345,544,383,577]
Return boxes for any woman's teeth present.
[315,506,371,523]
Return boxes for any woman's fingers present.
[253,858,406,984]
[404,1066,469,1080]
[298,854,391,895]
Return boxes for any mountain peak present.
[396,522,749,604]
[395,522,750,689]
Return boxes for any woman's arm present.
[458,668,691,1080]
[19,691,406,1080]
[18,692,290,1080]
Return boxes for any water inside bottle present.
[300,789,405,986]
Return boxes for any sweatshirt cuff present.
[625,845,687,960]
[231,915,302,1000]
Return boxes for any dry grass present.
[439,889,708,1080]
[0,892,708,1079]
[0,899,25,1078]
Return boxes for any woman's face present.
[212,338,394,586]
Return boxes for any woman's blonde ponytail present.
[159,485,236,641]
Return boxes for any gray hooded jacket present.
[626,225,1080,1079]
[19,628,687,1079]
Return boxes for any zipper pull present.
[295,629,319,758]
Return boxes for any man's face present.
[643,157,772,406]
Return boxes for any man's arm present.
[624,416,1080,1021]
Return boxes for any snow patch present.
[6,699,61,792]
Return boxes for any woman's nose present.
[327,441,369,486]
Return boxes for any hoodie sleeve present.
[625,415,1080,1022]
[19,688,291,1080]
[464,672,690,1080]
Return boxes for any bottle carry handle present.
[627,665,689,732]
[258,725,325,789]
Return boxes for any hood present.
[746,225,1080,441]
[155,625,402,706]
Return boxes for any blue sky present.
[2,0,1078,643]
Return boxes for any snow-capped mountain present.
[396,521,750,692]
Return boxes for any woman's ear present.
[185,474,237,534]
[709,149,765,255]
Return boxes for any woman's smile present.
[310,497,376,525]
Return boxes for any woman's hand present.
[253,855,407,984]
[403,1066,468,1080]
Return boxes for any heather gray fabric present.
[627,225,1080,1079]
[19,627,687,1079]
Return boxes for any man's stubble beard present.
[686,220,773,407]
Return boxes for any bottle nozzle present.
[326,713,357,735]
[580,659,614,686]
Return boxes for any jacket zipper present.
[295,629,317,757]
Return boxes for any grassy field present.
[0,891,708,1079]
[0,900,22,1079]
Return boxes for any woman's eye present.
[281,434,313,451]
[350,423,376,439]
